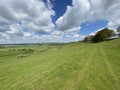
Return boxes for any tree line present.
[83,26,120,43]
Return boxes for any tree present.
[117,26,120,36]
[83,35,94,42]
[92,28,115,42]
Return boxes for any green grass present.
[0,38,120,90]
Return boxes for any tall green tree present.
[117,26,120,36]
[92,28,115,42]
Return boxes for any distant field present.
[0,39,120,90]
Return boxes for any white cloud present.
[0,25,9,32]
[65,26,81,34]
[6,23,23,36]
[107,19,120,29]
[24,32,32,37]
[56,0,120,32]
[72,34,80,38]
[63,33,84,42]
[0,0,120,44]
[0,0,56,44]
[0,32,9,39]
[0,0,55,33]
[56,0,90,31]
[52,31,64,36]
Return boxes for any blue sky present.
[80,20,108,35]
[44,0,108,35]
[50,0,72,22]
[0,0,120,44]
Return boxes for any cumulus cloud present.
[56,0,120,32]
[0,0,120,44]
[107,19,120,29]
[0,0,54,34]
[6,23,23,35]
[23,32,33,37]
[0,0,56,43]
[56,0,90,32]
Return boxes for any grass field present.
[0,39,120,90]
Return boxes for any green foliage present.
[83,35,94,42]
[21,48,34,53]
[0,46,5,49]
[117,26,120,36]
[117,26,120,32]
[0,50,26,57]
[92,28,115,42]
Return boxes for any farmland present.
[0,38,120,90]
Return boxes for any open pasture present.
[0,39,120,90]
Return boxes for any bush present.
[0,46,5,49]
[20,49,34,53]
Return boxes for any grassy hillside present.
[0,38,120,90]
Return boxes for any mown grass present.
[0,38,120,90]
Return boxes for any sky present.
[0,0,120,44]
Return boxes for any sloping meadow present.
[0,39,120,90]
